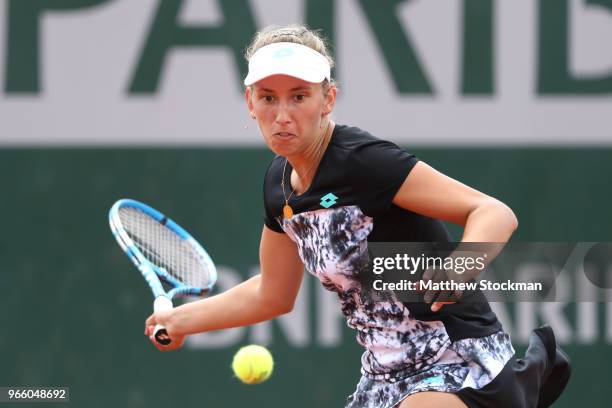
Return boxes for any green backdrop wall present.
[0,148,610,407]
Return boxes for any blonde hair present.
[245,24,336,86]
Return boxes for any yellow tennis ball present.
[231,345,274,384]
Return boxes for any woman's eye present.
[294,94,305,101]
[264,95,274,102]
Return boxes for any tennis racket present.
[109,199,217,345]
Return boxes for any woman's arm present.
[392,161,518,240]
[392,161,518,311]
[145,225,304,350]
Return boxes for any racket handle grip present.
[153,325,171,345]
[153,296,173,346]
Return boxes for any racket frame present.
[109,198,217,344]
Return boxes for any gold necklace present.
[281,121,332,219]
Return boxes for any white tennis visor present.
[244,42,331,86]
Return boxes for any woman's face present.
[246,74,336,158]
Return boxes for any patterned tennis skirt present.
[345,331,515,408]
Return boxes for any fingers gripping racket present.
[109,199,217,345]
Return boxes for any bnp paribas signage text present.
[0,0,610,145]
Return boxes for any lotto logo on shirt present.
[320,193,338,208]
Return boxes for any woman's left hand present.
[417,267,463,312]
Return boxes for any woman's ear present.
[245,86,255,118]
[322,85,337,116]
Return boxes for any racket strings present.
[118,207,210,289]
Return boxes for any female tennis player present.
[145,24,570,408]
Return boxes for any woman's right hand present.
[145,310,186,352]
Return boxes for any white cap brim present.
[244,42,331,86]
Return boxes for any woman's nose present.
[275,101,292,124]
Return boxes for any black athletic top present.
[263,124,501,379]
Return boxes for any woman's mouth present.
[274,132,296,139]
